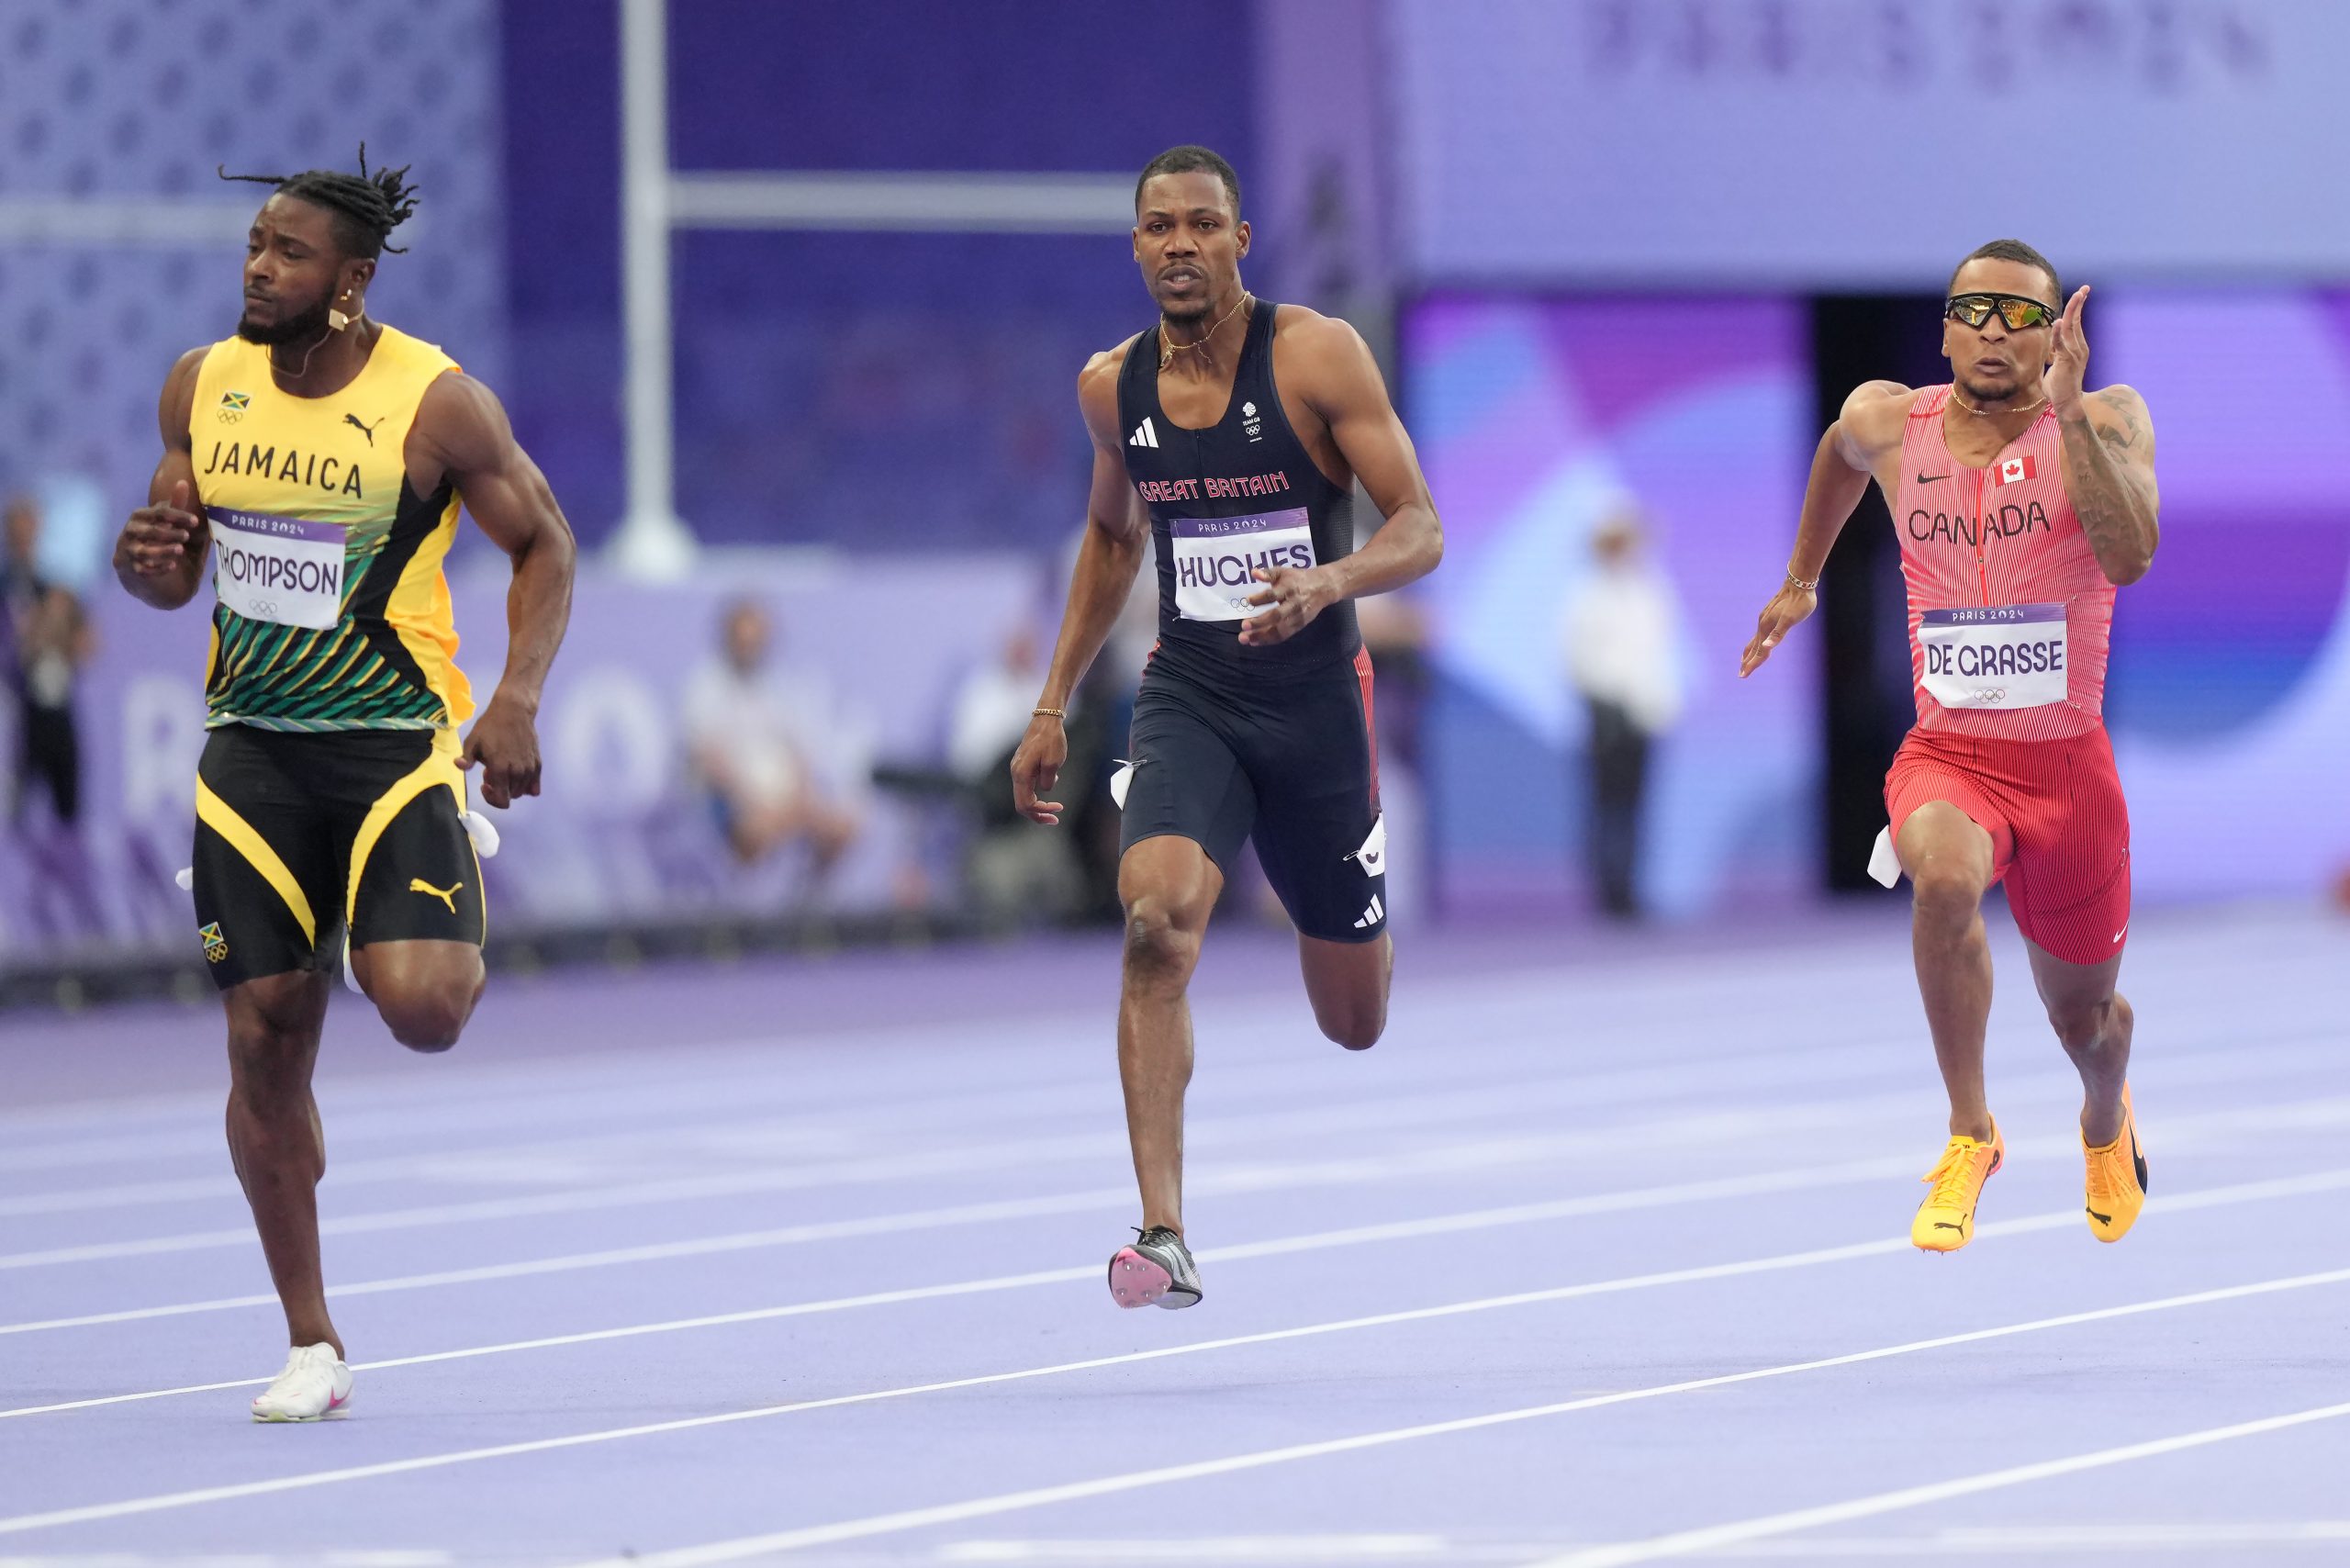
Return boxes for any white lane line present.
[929,1526,2350,1562]
[0,959,1813,1151]
[0,1063,1968,1271]
[926,1520,2350,1562]
[16,1143,2343,1420]
[13,1023,2344,1275]
[937,1537,1460,1562]
[528,1267,2350,1567]
[0,1148,1942,1414]
[4,1200,2344,1536]
[0,1068,1975,1307]
[9,1067,2343,1331]
[0,1555,456,1567]
[0,1138,1920,1338]
[1521,1406,2350,1567]
[1,919,2321,1168]
[0,1017,1942,1216]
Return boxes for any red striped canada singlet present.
[1893,386,2114,742]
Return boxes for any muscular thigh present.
[190,727,482,989]
[1120,678,1257,876]
[2009,729,2132,964]
[192,727,346,989]
[1237,655,1385,945]
[346,731,485,953]
[1886,730,2016,884]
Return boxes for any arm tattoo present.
[2061,398,2158,583]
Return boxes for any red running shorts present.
[1885,723,2132,966]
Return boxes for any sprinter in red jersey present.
[1740,241,2159,1253]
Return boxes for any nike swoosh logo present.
[1916,471,1949,484]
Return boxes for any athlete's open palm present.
[2042,286,2092,412]
[1740,582,1818,678]
[1011,715,1069,826]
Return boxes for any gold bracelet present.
[1032,706,1066,720]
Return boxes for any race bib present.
[1169,509,1317,622]
[1919,603,2067,710]
[211,509,346,630]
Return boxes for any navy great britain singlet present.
[1116,301,1360,685]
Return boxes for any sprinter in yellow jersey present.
[113,153,576,1421]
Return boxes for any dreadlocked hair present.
[218,144,420,259]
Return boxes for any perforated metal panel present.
[0,0,508,535]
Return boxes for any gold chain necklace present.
[1158,291,1252,373]
[1950,387,2048,420]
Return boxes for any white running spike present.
[250,1342,352,1423]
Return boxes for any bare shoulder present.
[162,343,209,403]
[413,370,520,475]
[2085,383,2155,459]
[418,368,509,424]
[420,369,515,435]
[2089,383,2153,426]
[1270,303,1370,364]
[1079,336,1139,395]
[157,345,210,443]
[1077,336,1140,441]
[1839,380,1920,453]
[1269,305,1382,410]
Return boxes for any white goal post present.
[614,0,1136,577]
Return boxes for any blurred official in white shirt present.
[1561,511,1685,919]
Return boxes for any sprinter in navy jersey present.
[1011,147,1443,1310]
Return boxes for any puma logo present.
[409,878,462,913]
[344,412,386,446]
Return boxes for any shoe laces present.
[2085,1137,2124,1209]
[1921,1139,1986,1212]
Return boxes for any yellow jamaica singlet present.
[188,326,474,733]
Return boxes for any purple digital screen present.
[1390,1,2350,287]
[1403,296,1816,914]
[2102,290,2350,899]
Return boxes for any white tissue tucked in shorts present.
[174,867,195,891]
[1109,761,1135,811]
[1353,815,1388,878]
[1868,826,1902,889]
[462,810,501,858]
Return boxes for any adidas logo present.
[1129,417,1160,450]
[1352,893,1384,930]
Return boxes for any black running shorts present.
[1119,648,1387,943]
[191,725,485,989]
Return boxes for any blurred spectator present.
[1561,510,1685,920]
[681,599,861,878]
[2,495,92,827]
[950,622,1083,924]
[947,623,1046,781]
